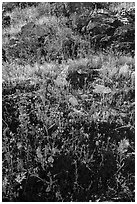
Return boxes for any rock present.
[119,64,130,78]
[66,94,79,106]
[55,76,68,87]
[80,94,89,100]
[68,95,79,106]
[93,84,111,94]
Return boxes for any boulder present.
[93,84,111,94]
[119,64,130,78]
[68,95,79,106]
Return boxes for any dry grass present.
[109,2,135,13]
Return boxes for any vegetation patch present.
[2,2,135,202]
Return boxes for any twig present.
[115,125,131,130]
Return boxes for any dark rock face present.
[67,69,99,89]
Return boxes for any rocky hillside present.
[2,2,135,202]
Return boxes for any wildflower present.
[118,139,129,153]
[95,141,99,146]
